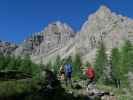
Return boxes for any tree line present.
[46,40,133,88]
[94,40,133,87]
[0,40,132,88]
[0,54,41,78]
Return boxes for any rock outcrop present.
[0,40,17,55]
[14,32,44,56]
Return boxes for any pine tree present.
[67,56,73,64]
[30,63,41,77]
[19,55,32,74]
[111,48,121,88]
[120,40,133,87]
[4,55,11,69]
[0,53,5,70]
[53,55,61,74]
[15,56,22,70]
[128,46,133,71]
[94,42,108,83]
[72,54,82,79]
[46,60,53,70]
[121,40,133,74]
[7,55,16,70]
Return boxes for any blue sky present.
[0,0,133,44]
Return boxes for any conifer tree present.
[111,48,121,88]
[128,47,133,71]
[46,60,53,70]
[4,55,11,69]
[94,42,108,82]
[53,55,61,74]
[15,56,22,69]
[121,40,133,73]
[120,40,133,87]
[7,55,16,70]
[72,54,82,79]
[19,55,32,73]
[30,63,41,77]
[0,53,5,70]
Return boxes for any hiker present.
[59,64,65,81]
[64,63,73,87]
[85,66,95,85]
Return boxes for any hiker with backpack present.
[64,63,73,87]
[85,66,95,85]
[59,64,65,81]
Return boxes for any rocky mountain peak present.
[78,5,133,63]
[96,5,111,15]
[36,21,75,55]
[14,21,75,57]
[43,21,74,36]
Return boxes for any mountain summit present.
[78,5,133,62]
[14,21,75,58]
[12,5,133,64]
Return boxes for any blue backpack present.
[64,64,72,74]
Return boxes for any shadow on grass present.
[0,69,92,100]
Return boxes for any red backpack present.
[85,67,95,80]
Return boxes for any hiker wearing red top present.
[85,67,95,85]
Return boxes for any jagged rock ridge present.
[76,5,133,62]
[7,5,132,65]
[28,5,133,64]
[14,21,75,59]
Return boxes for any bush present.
[0,79,39,99]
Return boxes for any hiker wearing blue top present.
[64,63,72,87]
